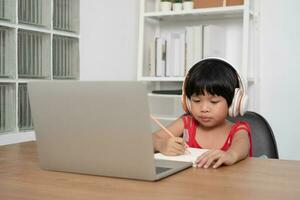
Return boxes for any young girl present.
[153,58,252,169]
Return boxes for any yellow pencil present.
[150,115,174,137]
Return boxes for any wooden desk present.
[0,142,300,200]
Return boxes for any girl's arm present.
[224,130,250,164]
[195,128,250,168]
[152,117,186,156]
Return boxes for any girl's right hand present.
[159,137,187,156]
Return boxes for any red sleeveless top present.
[182,115,253,157]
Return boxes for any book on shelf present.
[165,32,185,77]
[147,24,226,78]
[165,33,174,77]
[174,32,185,77]
[185,25,203,72]
[193,26,203,66]
[154,147,209,166]
[203,24,226,58]
[148,39,156,77]
[185,26,194,73]
[155,37,166,77]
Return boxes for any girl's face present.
[189,90,228,128]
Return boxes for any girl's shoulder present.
[181,113,197,129]
[231,121,251,133]
[181,113,192,119]
[181,113,194,121]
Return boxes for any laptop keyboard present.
[155,166,172,174]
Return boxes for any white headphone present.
[181,57,248,117]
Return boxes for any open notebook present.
[154,148,209,167]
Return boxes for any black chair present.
[227,111,279,159]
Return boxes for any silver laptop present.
[28,81,192,181]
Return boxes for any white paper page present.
[154,148,209,164]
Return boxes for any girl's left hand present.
[195,149,238,169]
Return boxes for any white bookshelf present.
[0,0,80,141]
[138,0,259,125]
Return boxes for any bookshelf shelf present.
[1,23,80,38]
[0,0,80,135]
[0,79,16,83]
[138,0,259,124]
[140,76,184,82]
[144,6,245,20]
[148,92,181,98]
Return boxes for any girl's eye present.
[211,100,220,104]
[192,99,200,103]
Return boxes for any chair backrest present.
[227,111,279,159]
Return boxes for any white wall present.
[80,0,140,81]
[259,0,300,159]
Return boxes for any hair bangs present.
[185,64,236,106]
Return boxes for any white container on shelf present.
[183,1,194,10]
[172,3,183,11]
[160,2,172,12]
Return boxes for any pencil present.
[150,115,174,137]
[150,115,191,155]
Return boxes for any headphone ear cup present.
[237,75,248,116]
[229,88,241,117]
[186,97,191,113]
[181,93,189,113]
[181,74,190,113]
[239,94,248,116]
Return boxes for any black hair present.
[185,58,239,107]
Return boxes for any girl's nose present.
[200,103,209,113]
